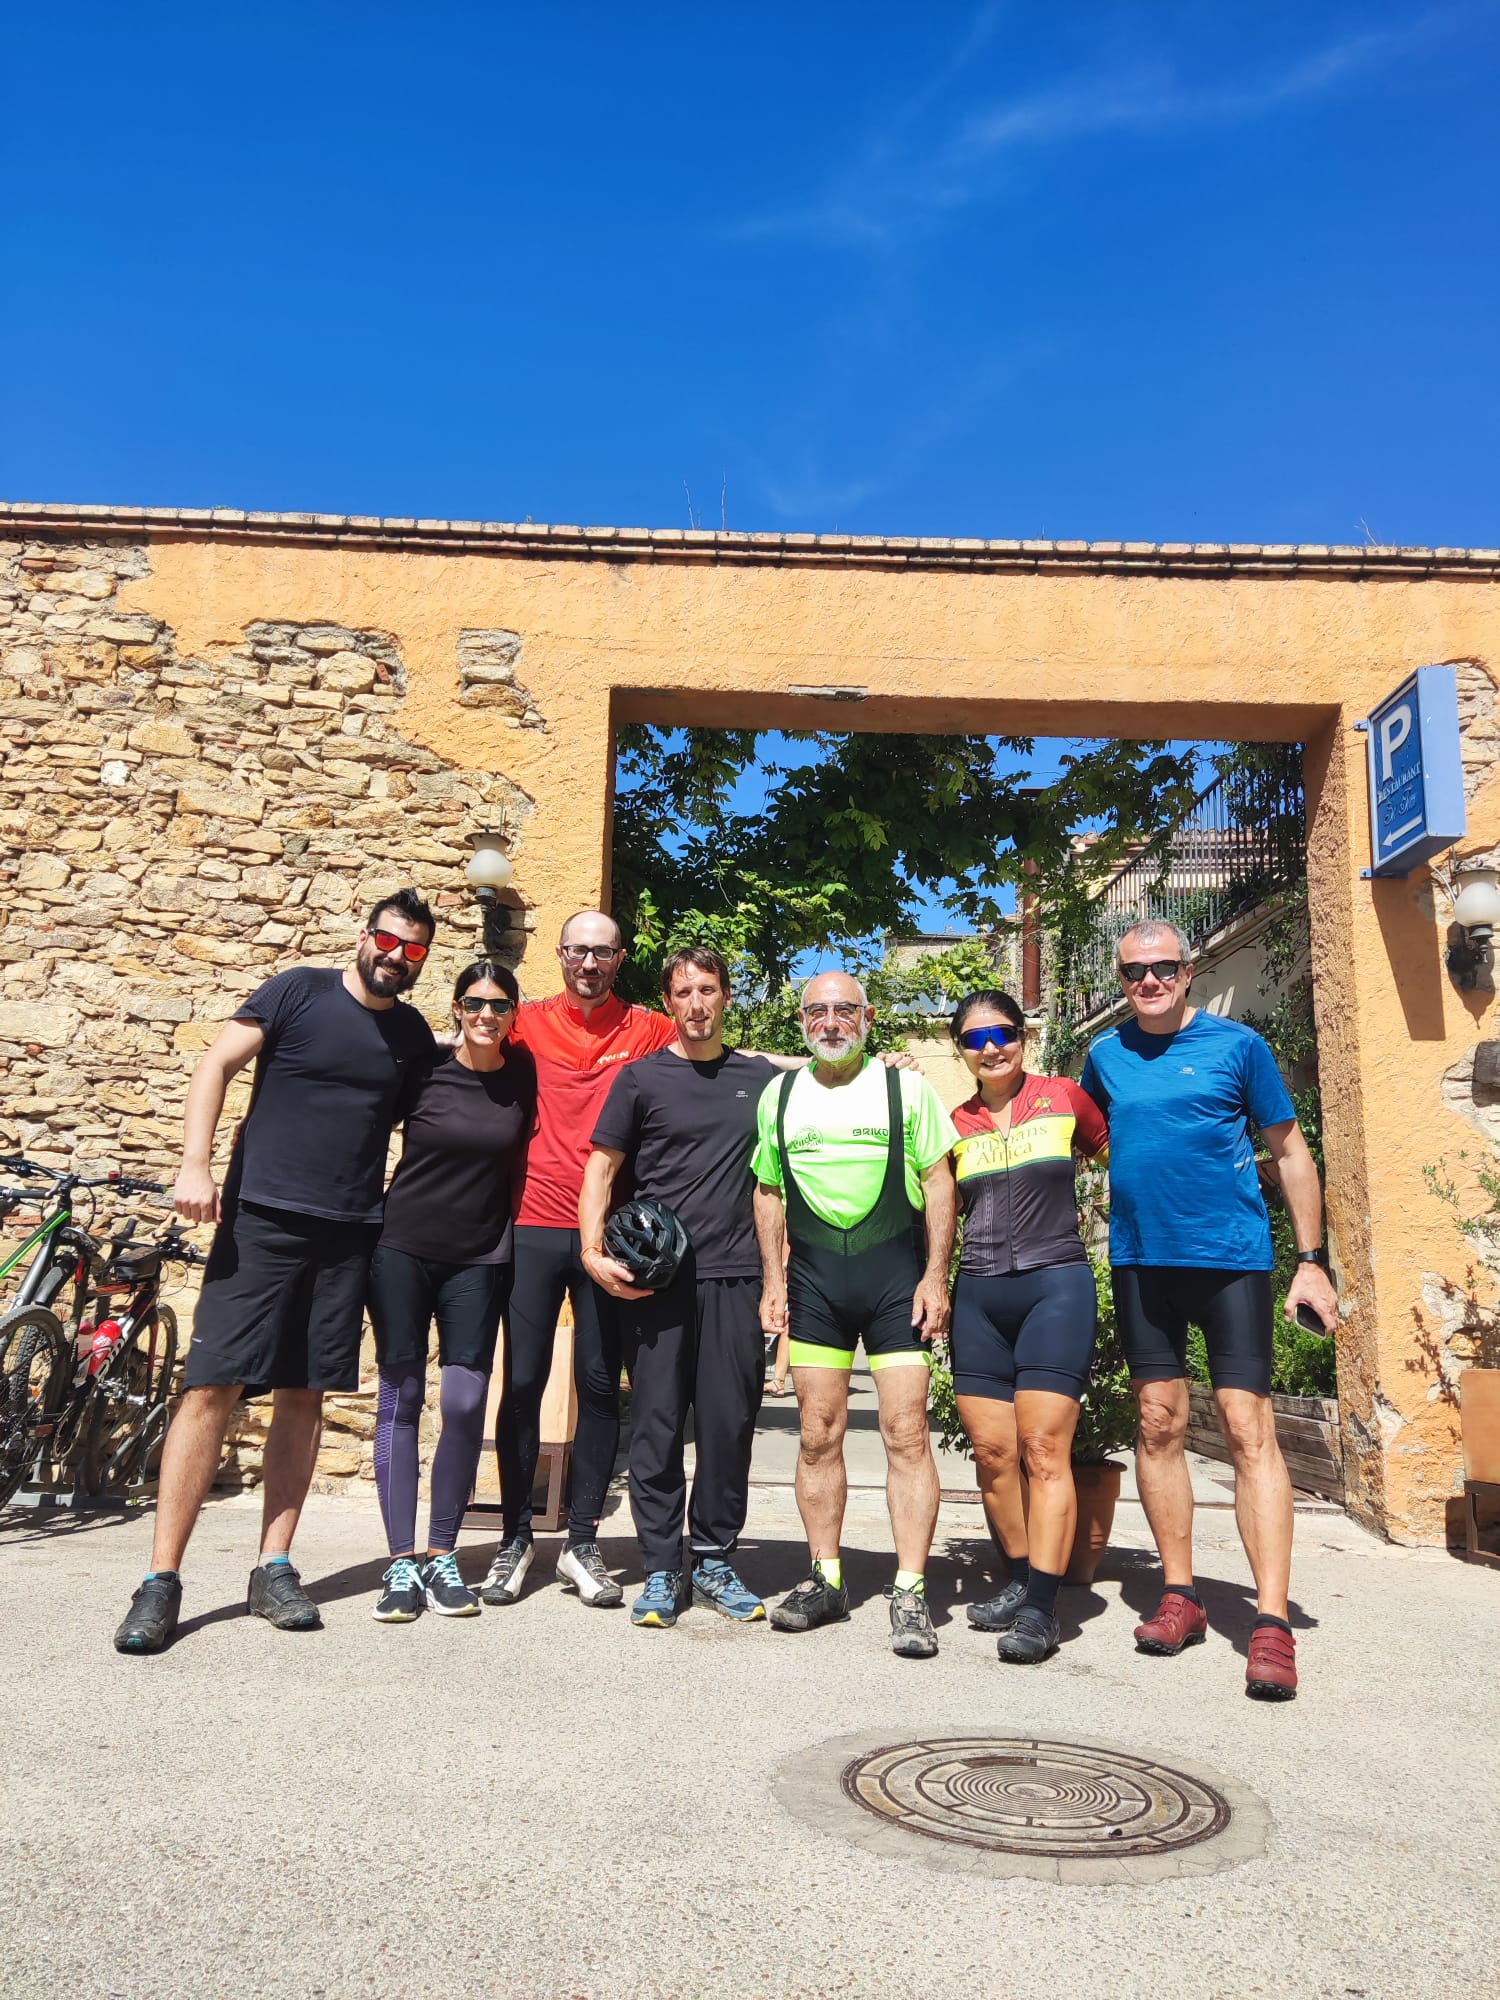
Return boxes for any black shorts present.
[949,1264,1098,1402]
[366,1245,511,1372]
[787,1231,929,1373]
[1113,1265,1273,1396]
[182,1201,379,1397]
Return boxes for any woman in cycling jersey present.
[948,988,1107,1665]
[368,959,535,1622]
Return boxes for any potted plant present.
[1424,1154,1500,1490]
[928,1252,1136,1586]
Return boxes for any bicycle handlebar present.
[0,1156,168,1196]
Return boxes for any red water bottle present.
[88,1320,124,1376]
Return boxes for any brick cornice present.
[3,500,1498,580]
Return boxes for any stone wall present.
[0,532,532,1489]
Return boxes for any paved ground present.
[4,1376,1498,2000]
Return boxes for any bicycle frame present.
[0,1204,79,1311]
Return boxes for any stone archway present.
[3,501,1498,1540]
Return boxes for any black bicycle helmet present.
[603,1197,689,1289]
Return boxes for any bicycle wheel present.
[0,1306,67,1510]
[81,1305,180,1498]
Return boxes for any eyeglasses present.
[458,996,515,1017]
[957,1024,1022,1052]
[560,945,623,965]
[801,1003,864,1024]
[370,929,430,964]
[1119,959,1183,984]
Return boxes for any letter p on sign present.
[1378,703,1412,782]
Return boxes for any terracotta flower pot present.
[1461,1368,1500,1483]
[1065,1458,1124,1585]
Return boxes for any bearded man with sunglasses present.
[114,891,438,1654]
[754,971,958,1660]
[1079,920,1338,1701]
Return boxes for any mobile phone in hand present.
[1294,1301,1330,1337]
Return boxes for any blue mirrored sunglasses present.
[957,1024,1022,1052]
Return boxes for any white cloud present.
[735,8,1468,251]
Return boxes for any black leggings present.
[497,1224,621,1546]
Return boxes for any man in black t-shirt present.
[113,890,438,1656]
[580,946,776,1628]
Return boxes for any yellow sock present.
[894,1569,925,1594]
[814,1555,842,1589]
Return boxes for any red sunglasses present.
[370,928,430,964]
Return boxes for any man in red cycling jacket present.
[479,909,675,1611]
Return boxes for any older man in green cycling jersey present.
[753,971,957,1660]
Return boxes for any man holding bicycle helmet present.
[113,891,436,1654]
[580,946,778,1628]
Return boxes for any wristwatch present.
[1296,1248,1329,1268]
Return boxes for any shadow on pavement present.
[1111,1546,1317,1654]
[0,1502,142,1543]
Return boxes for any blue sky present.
[4,2,1497,547]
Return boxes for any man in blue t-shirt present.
[1080,920,1338,1702]
[113,890,438,1657]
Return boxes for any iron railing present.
[1066,755,1305,1027]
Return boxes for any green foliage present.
[612,726,1200,1002]
[929,1250,1137,1465]
[629,904,1014,1061]
[1419,1152,1500,1371]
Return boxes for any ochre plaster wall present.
[5,515,1498,1539]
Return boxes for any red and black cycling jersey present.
[952,1073,1108,1275]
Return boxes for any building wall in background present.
[3,507,1499,1539]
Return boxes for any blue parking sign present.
[1360,665,1466,876]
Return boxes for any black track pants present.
[615,1267,764,1576]
[498,1224,622,1545]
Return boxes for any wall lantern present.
[1447,869,1500,988]
[466,828,517,955]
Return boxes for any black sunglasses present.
[1119,959,1183,984]
[957,1023,1023,1052]
[458,996,515,1016]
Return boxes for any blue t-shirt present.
[1079,1011,1295,1271]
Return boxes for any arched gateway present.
[4,501,1498,1544]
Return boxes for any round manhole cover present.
[842,1737,1228,1858]
[776,1732,1270,1883]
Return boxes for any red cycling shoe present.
[1245,1622,1298,1700]
[1133,1591,1208,1655]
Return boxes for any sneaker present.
[631,1569,684,1627]
[1245,1623,1298,1701]
[770,1569,850,1633]
[998,1605,1060,1664]
[967,1576,1028,1633]
[692,1558,766,1622]
[372,1556,424,1624]
[1134,1591,1208,1656]
[557,1541,624,1609]
[113,1572,182,1654]
[887,1583,939,1660]
[422,1550,480,1617]
[247,1559,322,1631]
[479,1536,535,1606]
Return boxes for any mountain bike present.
[0,1159,171,1509]
[76,1218,205,1498]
